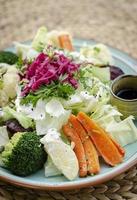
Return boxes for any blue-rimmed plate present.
[0,39,137,190]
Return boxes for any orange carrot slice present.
[63,123,87,177]
[77,112,124,166]
[107,134,125,157]
[69,114,100,174]
[98,126,125,157]
[58,35,74,51]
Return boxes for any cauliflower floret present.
[3,66,19,99]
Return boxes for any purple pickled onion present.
[21,52,80,96]
[101,65,124,80]
[109,65,124,80]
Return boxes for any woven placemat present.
[0,0,137,199]
[0,166,137,200]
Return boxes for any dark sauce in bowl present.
[116,88,137,100]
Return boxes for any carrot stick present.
[107,134,125,157]
[69,115,100,174]
[58,34,74,51]
[98,126,125,157]
[77,112,123,166]
[63,123,87,177]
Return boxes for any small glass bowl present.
[110,74,137,119]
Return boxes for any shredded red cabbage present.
[22,52,80,96]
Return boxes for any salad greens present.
[0,26,137,180]
[91,104,122,127]
[106,116,137,147]
[32,26,48,51]
[35,104,71,135]
[92,66,110,83]
[2,107,33,129]
[15,42,39,63]
[20,49,80,104]
[21,82,75,106]
[80,43,113,66]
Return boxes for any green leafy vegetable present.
[16,55,24,69]
[21,82,75,106]
[80,43,113,66]
[92,66,110,83]
[0,51,18,65]
[3,107,33,129]
[76,66,110,104]
[14,42,31,58]
[106,116,137,147]
[16,55,28,75]
[91,104,122,127]
[93,47,101,54]
[32,26,48,51]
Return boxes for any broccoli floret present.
[1,132,47,176]
[0,51,18,65]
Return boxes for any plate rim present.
[1,38,137,190]
[0,150,137,190]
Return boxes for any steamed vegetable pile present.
[0,26,137,180]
